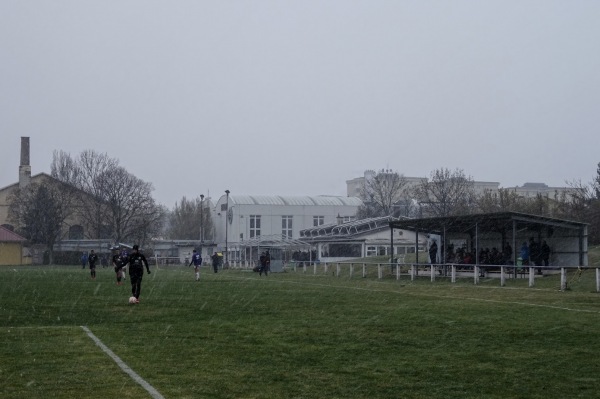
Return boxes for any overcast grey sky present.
[1,1,599,207]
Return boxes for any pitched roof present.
[229,195,362,207]
[301,216,400,238]
[388,211,587,235]
[0,172,53,192]
[0,226,26,242]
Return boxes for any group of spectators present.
[443,243,514,266]
[520,238,551,266]
[433,238,551,267]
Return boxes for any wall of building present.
[0,242,24,265]
[346,170,574,200]
[212,195,362,249]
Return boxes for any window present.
[313,216,324,226]
[221,203,228,212]
[367,246,377,257]
[250,215,261,238]
[282,216,293,238]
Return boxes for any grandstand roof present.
[388,212,587,235]
[300,216,406,240]
[228,195,362,207]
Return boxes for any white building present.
[346,170,427,198]
[212,194,362,260]
[347,170,500,198]
[299,216,428,263]
[347,170,572,200]
[505,182,573,200]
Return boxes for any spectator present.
[259,252,268,276]
[520,242,529,266]
[541,240,551,266]
[81,252,88,269]
[529,238,541,266]
[211,252,219,273]
[429,240,438,264]
[265,250,271,274]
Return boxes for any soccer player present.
[189,249,202,281]
[211,252,219,273]
[112,247,124,285]
[120,248,128,280]
[123,245,151,303]
[88,250,98,280]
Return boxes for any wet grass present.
[1,264,600,398]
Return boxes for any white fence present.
[165,257,600,292]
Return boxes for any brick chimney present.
[19,137,31,188]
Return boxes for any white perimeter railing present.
[166,258,600,292]
[282,261,600,292]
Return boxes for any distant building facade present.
[0,137,92,240]
[211,194,362,259]
[0,225,28,265]
[347,170,571,201]
[504,182,572,200]
[299,216,427,262]
[346,170,428,198]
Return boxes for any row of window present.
[365,246,425,257]
[247,215,328,239]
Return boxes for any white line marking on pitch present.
[80,326,164,399]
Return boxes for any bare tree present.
[556,164,600,244]
[95,166,164,244]
[74,150,120,238]
[51,149,163,244]
[50,150,79,186]
[8,181,76,264]
[476,188,527,213]
[356,169,409,218]
[166,196,214,240]
[413,168,476,217]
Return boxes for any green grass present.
[2,264,600,398]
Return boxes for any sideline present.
[80,326,165,399]
[236,275,600,314]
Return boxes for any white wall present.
[212,195,361,248]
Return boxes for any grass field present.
[2,263,600,399]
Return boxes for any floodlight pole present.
[200,194,204,243]
[225,189,230,267]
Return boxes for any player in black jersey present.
[88,250,98,280]
[123,244,151,303]
[112,247,125,285]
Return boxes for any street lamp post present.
[225,189,230,267]
[200,194,204,242]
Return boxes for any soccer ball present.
[128,296,137,304]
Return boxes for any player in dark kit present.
[88,250,99,280]
[124,245,151,303]
[112,247,124,285]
